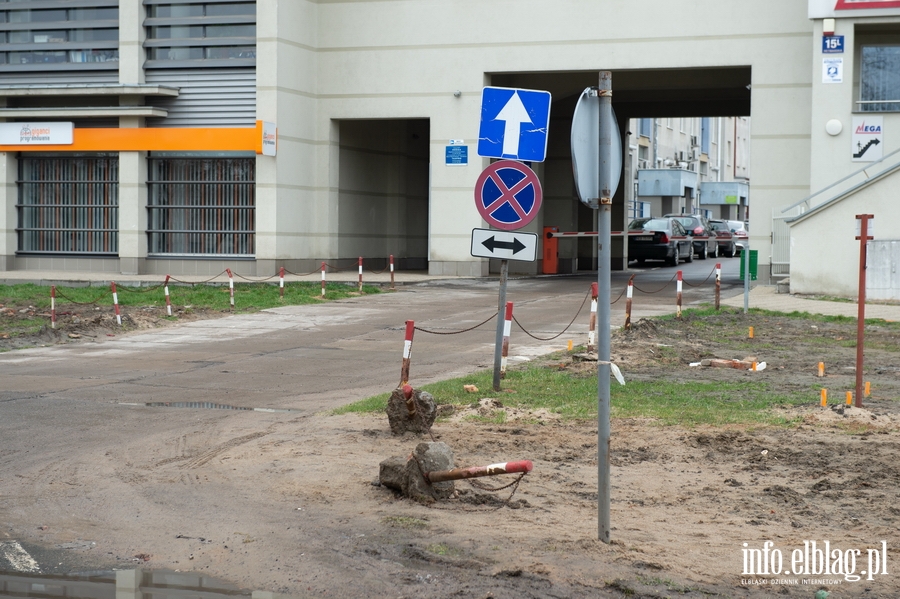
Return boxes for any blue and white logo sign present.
[477,87,551,162]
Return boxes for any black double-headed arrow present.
[482,235,526,254]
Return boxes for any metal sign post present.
[596,71,613,544]
[855,214,874,407]
[492,259,510,392]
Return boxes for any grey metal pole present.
[743,238,750,314]
[597,71,612,544]
[492,259,509,391]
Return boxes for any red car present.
[709,219,737,257]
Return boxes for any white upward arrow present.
[496,92,532,157]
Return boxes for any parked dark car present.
[663,213,718,259]
[724,220,749,253]
[709,219,736,257]
[627,217,693,266]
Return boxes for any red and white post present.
[715,263,721,310]
[390,254,395,291]
[320,261,326,297]
[226,268,235,310]
[624,275,634,330]
[426,460,534,483]
[164,275,173,316]
[400,320,415,386]
[358,257,363,292]
[588,282,598,352]
[676,270,683,319]
[111,281,122,325]
[500,302,513,379]
[279,266,285,299]
[50,285,57,329]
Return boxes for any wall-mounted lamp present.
[825,119,842,136]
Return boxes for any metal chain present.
[117,283,164,294]
[414,312,497,335]
[283,266,323,277]
[54,288,110,305]
[682,264,718,287]
[609,283,628,305]
[168,271,229,286]
[632,272,678,294]
[233,272,279,283]
[512,286,590,341]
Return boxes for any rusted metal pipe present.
[855,214,873,408]
[402,383,416,417]
[425,460,533,484]
[715,263,721,311]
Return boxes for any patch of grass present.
[0,282,380,313]
[381,516,429,530]
[426,543,462,557]
[336,358,810,427]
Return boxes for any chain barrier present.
[168,271,229,286]
[117,282,164,294]
[681,264,718,288]
[512,286,590,341]
[609,283,628,305]
[411,452,527,511]
[233,272,279,283]
[631,272,678,294]
[54,288,110,306]
[414,312,497,335]
[283,266,323,277]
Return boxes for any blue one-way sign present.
[477,87,551,162]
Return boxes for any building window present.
[17,155,119,255]
[638,118,652,138]
[0,0,118,71]
[147,156,255,257]
[859,45,900,112]
[144,1,256,68]
[700,117,711,155]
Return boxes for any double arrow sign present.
[470,228,537,262]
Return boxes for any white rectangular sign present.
[470,228,537,262]
[822,57,843,83]
[0,122,73,145]
[261,121,277,156]
[852,116,883,162]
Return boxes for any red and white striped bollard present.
[389,254,395,291]
[358,256,363,292]
[321,261,326,297]
[625,275,634,330]
[715,263,721,311]
[676,270,683,319]
[111,281,122,326]
[50,285,56,329]
[164,275,173,316]
[426,460,533,483]
[400,320,415,386]
[588,282,598,352]
[226,268,235,310]
[279,266,285,299]
[500,302,513,379]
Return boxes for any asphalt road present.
[0,258,749,579]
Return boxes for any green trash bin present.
[739,249,758,281]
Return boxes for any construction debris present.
[693,358,767,371]
[386,384,437,435]
[379,441,455,503]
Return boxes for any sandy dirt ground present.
[2,304,900,598]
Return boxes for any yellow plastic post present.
[817,362,825,377]
[749,326,754,339]
[820,389,827,407]
[865,381,871,397]
[846,391,852,406]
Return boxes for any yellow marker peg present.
[865,381,871,397]
[820,389,827,407]
[817,362,825,377]
[749,326,754,339]
[846,391,852,406]
[567,339,573,351]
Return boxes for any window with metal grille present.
[859,45,900,112]
[147,156,255,257]
[17,154,119,255]
[144,0,256,68]
[0,0,118,72]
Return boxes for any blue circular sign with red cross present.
[473,160,543,231]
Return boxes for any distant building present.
[0,1,896,298]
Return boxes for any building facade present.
[0,0,896,296]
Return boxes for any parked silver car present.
[724,220,749,253]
